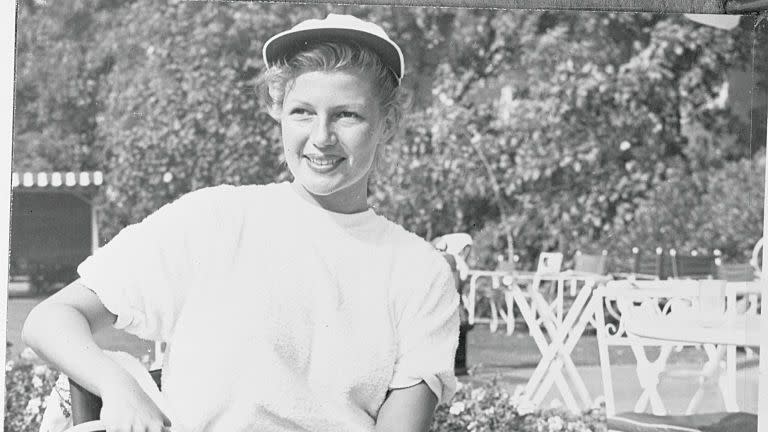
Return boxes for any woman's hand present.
[99,372,173,432]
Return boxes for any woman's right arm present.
[22,279,172,432]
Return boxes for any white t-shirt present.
[77,182,460,432]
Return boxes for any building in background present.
[8,171,102,296]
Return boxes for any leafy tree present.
[93,1,300,238]
[371,11,753,268]
[13,3,759,264]
[13,0,133,172]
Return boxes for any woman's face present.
[279,69,390,213]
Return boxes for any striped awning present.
[11,171,104,189]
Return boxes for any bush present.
[5,355,62,432]
[612,154,764,262]
[431,379,606,432]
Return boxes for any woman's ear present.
[266,84,283,122]
[381,109,398,143]
[268,103,282,122]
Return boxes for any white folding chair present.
[509,276,598,412]
[595,280,742,417]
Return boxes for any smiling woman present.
[261,25,408,214]
[278,69,389,213]
[21,12,460,432]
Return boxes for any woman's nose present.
[309,118,336,148]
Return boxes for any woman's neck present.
[289,181,370,214]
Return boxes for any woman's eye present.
[290,108,312,116]
[337,111,361,120]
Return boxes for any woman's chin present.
[295,178,343,197]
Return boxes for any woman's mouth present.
[303,155,345,172]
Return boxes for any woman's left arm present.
[375,382,438,432]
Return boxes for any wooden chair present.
[668,249,716,279]
[432,232,472,281]
[716,262,757,282]
[716,260,760,361]
[625,247,667,280]
[536,251,563,275]
[68,370,162,428]
[573,250,609,275]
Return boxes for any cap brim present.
[263,27,403,82]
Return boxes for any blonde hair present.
[260,40,408,138]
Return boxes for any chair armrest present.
[69,370,163,425]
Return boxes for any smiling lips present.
[303,154,345,172]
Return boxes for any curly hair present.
[259,40,409,139]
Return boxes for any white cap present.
[262,14,404,85]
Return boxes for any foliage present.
[13,2,760,259]
[13,0,133,173]
[369,11,754,265]
[695,154,765,260]
[430,379,606,432]
[613,152,764,261]
[92,1,303,239]
[5,353,61,432]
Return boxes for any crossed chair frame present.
[594,281,746,417]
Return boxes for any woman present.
[23,13,460,432]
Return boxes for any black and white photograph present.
[4,1,768,431]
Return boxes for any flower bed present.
[5,355,62,432]
[5,356,606,432]
[431,379,606,432]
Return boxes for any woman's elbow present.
[21,299,63,347]
[21,302,45,349]
[22,300,67,350]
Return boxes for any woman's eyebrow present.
[284,99,368,110]
[330,102,367,111]
[284,99,311,106]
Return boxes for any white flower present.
[26,397,42,415]
[470,388,486,401]
[619,140,631,151]
[6,360,15,372]
[32,375,43,388]
[516,398,537,416]
[548,415,564,432]
[33,364,48,376]
[449,401,466,415]
[565,421,587,432]
[21,347,39,360]
[55,373,70,390]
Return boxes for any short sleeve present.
[389,257,461,404]
[77,186,233,342]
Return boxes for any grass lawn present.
[464,321,717,372]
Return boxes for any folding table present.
[503,271,611,413]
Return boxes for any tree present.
[372,11,753,267]
[13,3,758,263]
[13,0,134,172]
